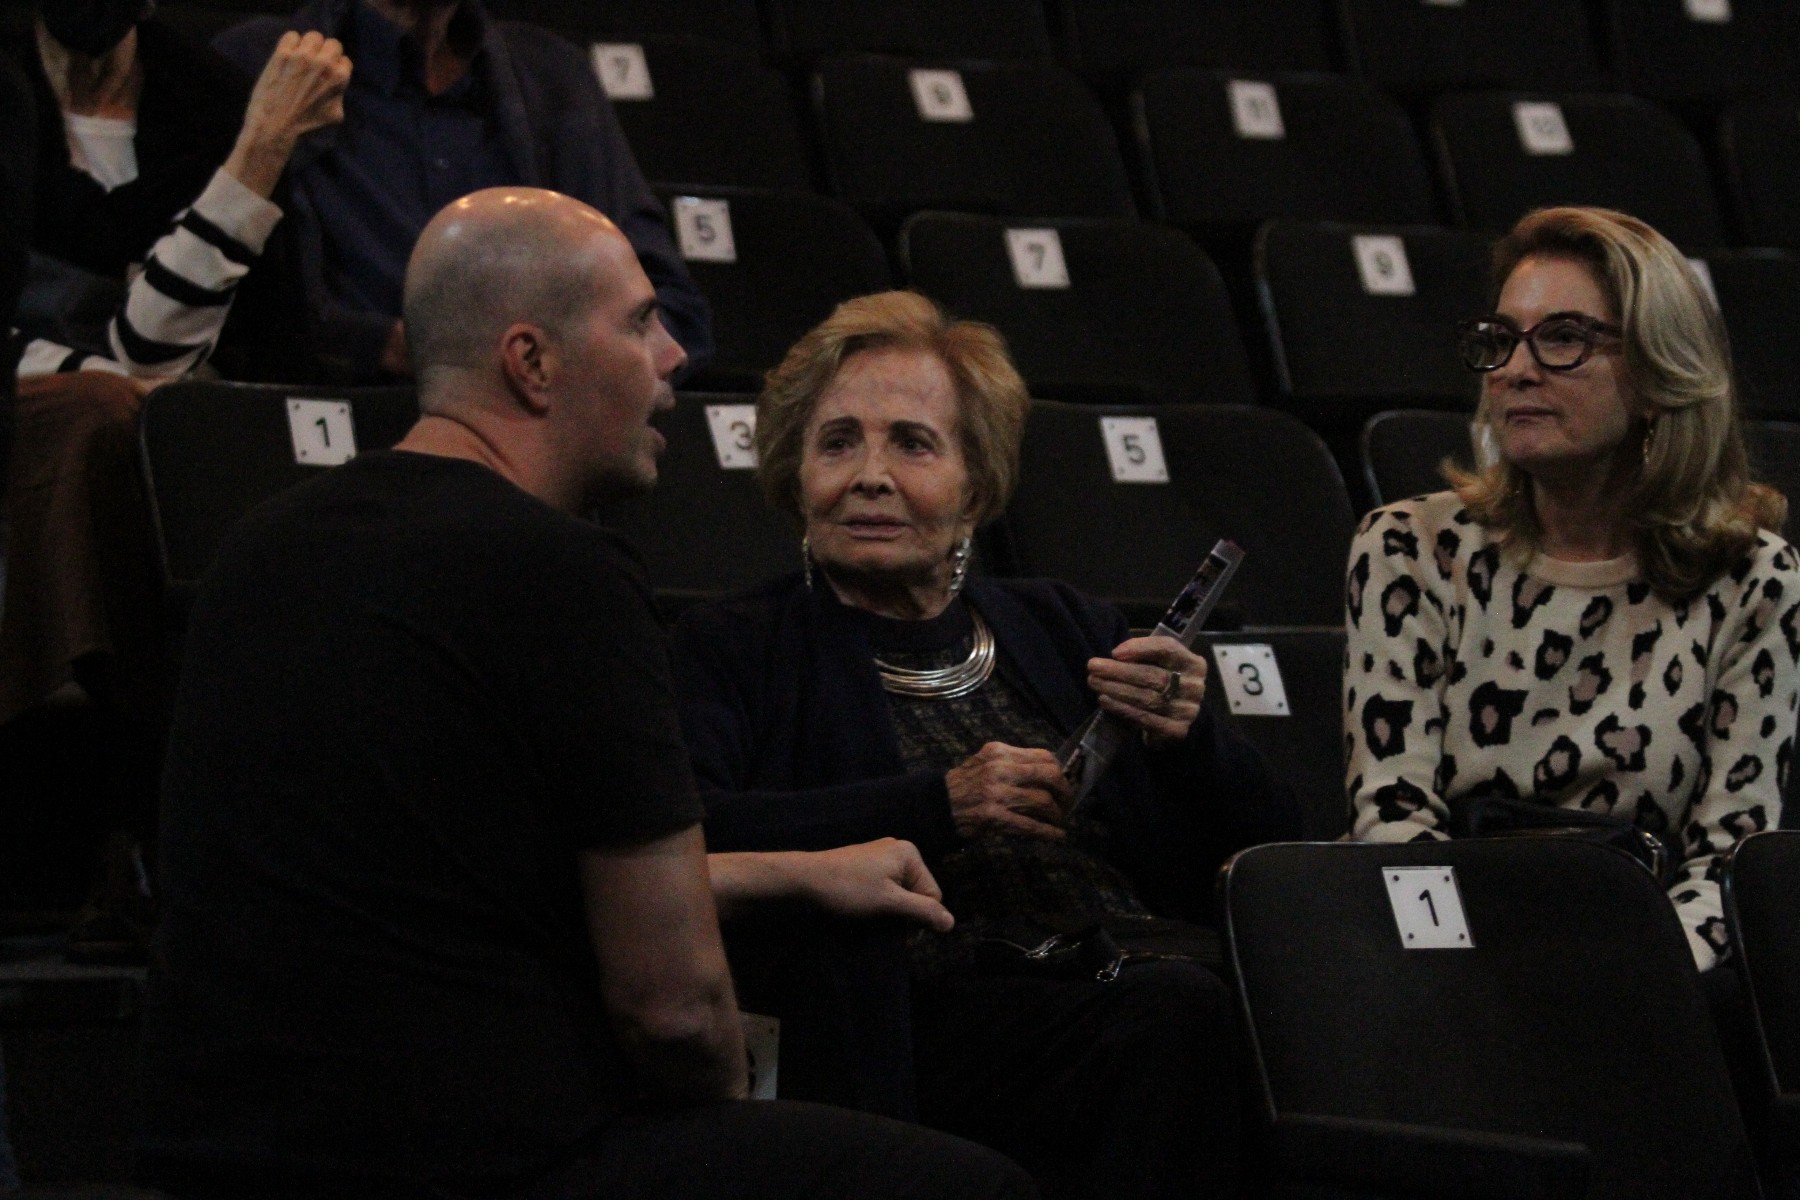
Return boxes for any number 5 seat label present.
[1384,866,1474,950]
[673,196,737,263]
[287,398,356,467]
[1099,416,1168,484]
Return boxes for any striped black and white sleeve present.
[106,167,284,379]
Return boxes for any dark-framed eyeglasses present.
[1457,313,1622,373]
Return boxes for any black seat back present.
[1256,220,1489,420]
[1196,628,1348,841]
[1224,838,1762,1200]
[901,211,1254,407]
[663,188,890,392]
[1431,90,1726,248]
[814,55,1136,234]
[596,393,796,618]
[138,382,417,610]
[997,401,1355,628]
[1135,69,1438,232]
[1361,409,1478,506]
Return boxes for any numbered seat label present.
[1685,0,1731,21]
[909,69,974,123]
[591,43,653,100]
[673,196,737,263]
[1352,234,1416,297]
[741,1012,780,1100]
[1228,80,1285,140]
[705,404,759,469]
[287,398,356,467]
[1210,644,1290,715]
[1099,416,1169,484]
[1005,228,1071,289]
[1512,101,1573,156]
[1686,256,1720,309]
[1384,866,1474,950]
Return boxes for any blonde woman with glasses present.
[1344,205,1798,973]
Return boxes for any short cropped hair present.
[402,214,604,392]
[755,291,1029,527]
[1451,206,1785,599]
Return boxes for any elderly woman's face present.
[1486,255,1641,481]
[798,347,974,598]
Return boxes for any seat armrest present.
[1270,1112,1590,1200]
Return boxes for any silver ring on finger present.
[1155,668,1181,712]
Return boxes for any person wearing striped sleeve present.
[0,8,349,960]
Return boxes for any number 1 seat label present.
[1384,866,1474,949]
[287,398,356,467]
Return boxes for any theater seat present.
[1719,100,1800,250]
[1698,250,1800,421]
[1195,628,1349,841]
[994,401,1355,629]
[1256,220,1489,424]
[767,0,1052,63]
[1134,69,1439,235]
[1600,0,1800,109]
[1051,0,1337,95]
[1431,90,1727,248]
[1339,0,1606,102]
[660,188,890,392]
[813,55,1135,235]
[488,0,764,49]
[1360,409,1478,507]
[137,382,417,616]
[1223,838,1763,1200]
[900,211,1255,407]
[1722,832,1800,1181]
[1746,420,1800,545]
[594,393,796,618]
[591,38,813,192]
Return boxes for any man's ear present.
[498,323,554,414]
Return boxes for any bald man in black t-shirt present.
[139,187,1034,1200]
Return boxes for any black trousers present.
[141,1099,1037,1200]
[913,960,1242,1200]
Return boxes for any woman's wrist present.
[222,127,298,199]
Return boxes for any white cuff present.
[192,167,285,254]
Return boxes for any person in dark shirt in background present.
[214,0,712,382]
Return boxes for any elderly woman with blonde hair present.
[673,290,1298,1199]
[1345,206,1799,972]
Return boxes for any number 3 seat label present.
[1210,644,1290,715]
[705,404,759,470]
[1384,866,1474,950]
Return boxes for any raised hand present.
[223,31,353,198]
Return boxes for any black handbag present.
[973,914,1223,982]
[1448,794,1680,887]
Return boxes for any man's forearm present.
[708,851,808,921]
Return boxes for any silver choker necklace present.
[874,609,995,700]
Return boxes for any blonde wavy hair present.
[755,290,1029,527]
[1450,206,1784,599]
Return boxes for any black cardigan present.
[672,572,1301,926]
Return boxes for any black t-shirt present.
[140,452,703,1191]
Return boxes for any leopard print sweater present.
[1345,491,1800,970]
